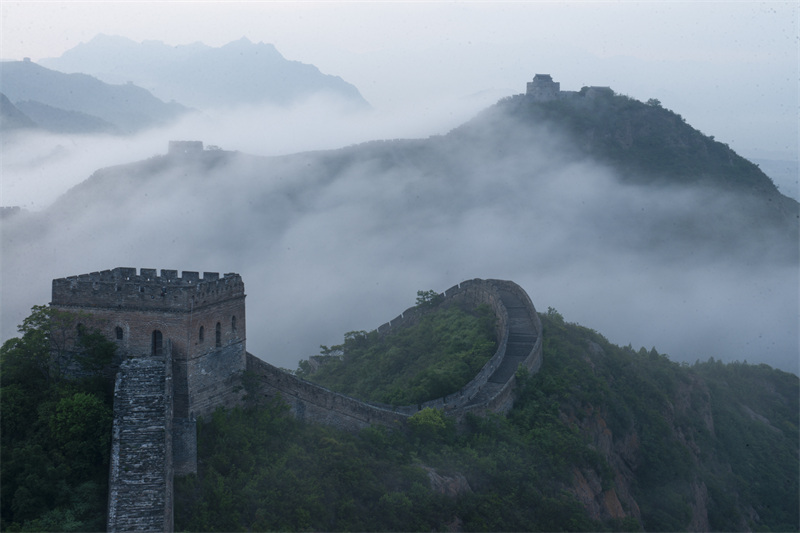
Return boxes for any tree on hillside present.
[1,305,116,532]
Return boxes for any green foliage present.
[407,407,451,442]
[415,289,444,308]
[690,360,800,531]
[49,392,112,474]
[498,91,777,191]
[1,306,114,532]
[297,301,497,405]
[175,398,605,532]
[6,301,796,532]
[176,306,797,532]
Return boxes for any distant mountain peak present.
[0,61,187,133]
[85,33,137,45]
[39,35,368,109]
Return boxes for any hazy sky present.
[2,1,798,162]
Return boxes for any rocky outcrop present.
[571,467,625,521]
[422,466,472,497]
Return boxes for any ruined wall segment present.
[168,140,203,155]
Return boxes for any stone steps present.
[108,357,170,533]
[467,288,539,405]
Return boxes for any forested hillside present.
[0,307,116,532]
[174,308,799,532]
[1,298,796,532]
[296,293,497,405]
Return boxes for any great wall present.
[50,267,542,532]
[50,74,566,532]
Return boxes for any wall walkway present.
[105,278,541,532]
[247,278,542,427]
[107,352,173,532]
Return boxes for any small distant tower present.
[526,74,561,101]
[168,140,204,155]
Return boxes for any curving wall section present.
[246,278,543,428]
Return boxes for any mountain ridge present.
[0,60,188,133]
[39,34,369,109]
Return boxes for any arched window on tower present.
[152,330,163,356]
[199,325,204,343]
[231,315,237,333]
[215,322,221,348]
[115,326,124,340]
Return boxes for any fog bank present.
[2,101,797,375]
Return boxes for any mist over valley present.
[2,69,797,374]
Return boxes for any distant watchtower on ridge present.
[526,74,561,101]
[168,140,203,155]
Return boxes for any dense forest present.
[1,301,797,532]
[0,307,115,532]
[174,308,799,532]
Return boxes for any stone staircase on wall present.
[463,286,539,409]
[107,356,172,533]
[488,288,538,383]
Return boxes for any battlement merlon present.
[51,267,245,312]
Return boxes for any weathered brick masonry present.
[51,269,541,532]
[51,267,247,419]
[52,267,247,532]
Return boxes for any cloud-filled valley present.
[2,97,797,374]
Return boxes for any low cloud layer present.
[2,99,797,375]
[1,92,492,209]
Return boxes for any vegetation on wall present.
[295,294,497,406]
[176,307,798,532]
[0,306,116,532]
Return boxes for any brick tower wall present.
[50,267,247,418]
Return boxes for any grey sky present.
[2,1,798,161]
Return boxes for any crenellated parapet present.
[51,267,244,312]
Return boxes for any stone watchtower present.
[51,267,246,532]
[526,73,561,101]
[51,267,246,418]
